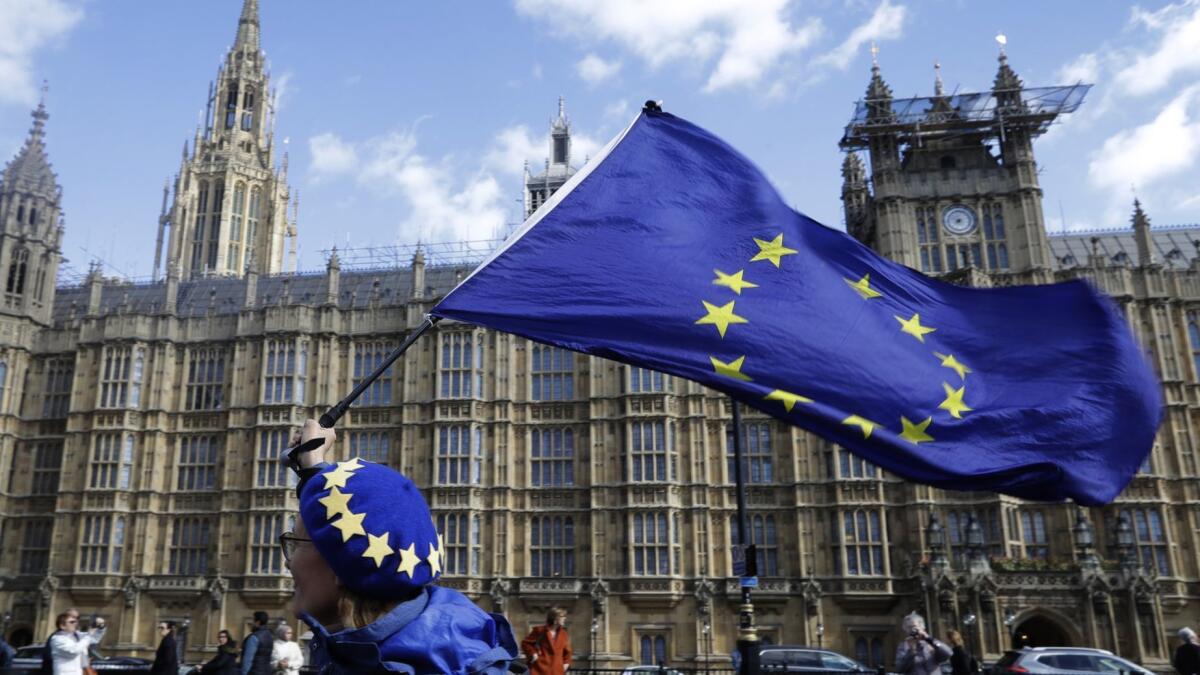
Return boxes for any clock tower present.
[839,47,1090,281]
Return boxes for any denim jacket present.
[302,586,517,675]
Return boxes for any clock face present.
[942,205,977,235]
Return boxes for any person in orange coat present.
[521,608,573,675]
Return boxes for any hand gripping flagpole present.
[285,315,440,468]
[729,398,761,675]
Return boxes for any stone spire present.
[993,34,1023,101]
[934,61,944,97]
[550,96,571,168]
[234,0,261,55]
[864,42,893,122]
[1132,198,1156,267]
[4,97,57,195]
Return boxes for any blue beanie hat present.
[299,458,442,598]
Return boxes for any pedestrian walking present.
[195,630,238,675]
[894,612,951,675]
[270,625,303,675]
[1176,628,1200,675]
[0,630,15,669]
[284,419,517,674]
[48,610,105,675]
[946,630,978,675]
[521,608,573,675]
[240,612,274,675]
[151,622,179,675]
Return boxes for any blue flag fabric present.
[432,110,1162,505]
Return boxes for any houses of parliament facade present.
[1,0,1198,668]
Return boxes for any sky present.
[1,0,1198,281]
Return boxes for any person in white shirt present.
[270,625,303,675]
[49,610,105,675]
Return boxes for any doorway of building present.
[1012,616,1071,647]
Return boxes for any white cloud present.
[816,0,907,71]
[308,132,359,176]
[485,125,544,176]
[272,72,295,113]
[484,124,606,175]
[310,113,611,243]
[1114,1,1200,97]
[514,0,824,92]
[1056,52,1101,85]
[1088,84,1200,196]
[0,0,84,106]
[603,99,630,120]
[576,53,621,84]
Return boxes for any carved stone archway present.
[1010,607,1083,648]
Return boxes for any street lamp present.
[927,515,947,568]
[816,621,824,648]
[1003,607,1017,649]
[1116,513,1136,571]
[590,617,599,669]
[701,615,711,673]
[962,612,978,665]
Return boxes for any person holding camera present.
[895,612,952,675]
[48,610,105,675]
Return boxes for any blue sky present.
[1,0,1198,280]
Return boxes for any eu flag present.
[432,109,1161,505]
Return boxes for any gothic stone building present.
[1,2,1198,669]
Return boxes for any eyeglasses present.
[279,532,313,563]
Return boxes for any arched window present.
[225,85,239,129]
[228,183,246,270]
[28,206,37,225]
[242,88,256,131]
[6,247,29,295]
[247,188,261,260]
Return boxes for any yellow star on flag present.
[322,458,365,490]
[844,274,883,299]
[750,234,798,268]
[397,542,420,578]
[695,300,749,338]
[900,416,934,444]
[361,532,393,568]
[842,415,877,439]
[939,383,973,419]
[934,352,972,380]
[764,389,812,412]
[330,509,366,542]
[318,487,354,520]
[426,539,443,576]
[895,313,936,343]
[709,355,753,382]
[712,269,758,295]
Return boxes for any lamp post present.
[1003,607,1017,650]
[590,617,599,669]
[962,612,978,666]
[816,621,824,648]
[701,615,711,673]
[927,515,947,568]
[1116,513,1137,573]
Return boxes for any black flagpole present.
[730,398,761,675]
[286,315,440,466]
[319,315,441,428]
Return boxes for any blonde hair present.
[546,607,568,625]
[335,586,402,630]
[947,630,964,647]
